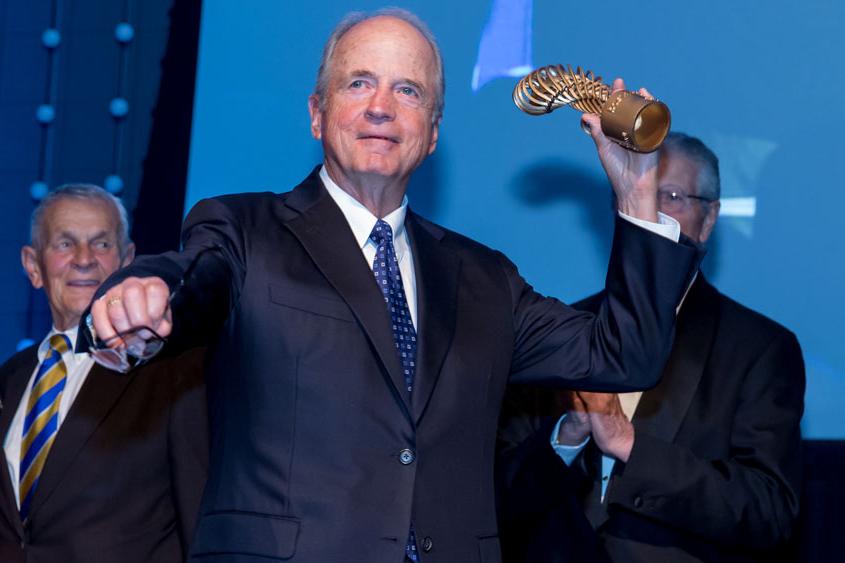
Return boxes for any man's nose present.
[365,86,396,123]
[72,246,96,269]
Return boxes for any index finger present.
[611,77,626,94]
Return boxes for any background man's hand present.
[556,391,592,445]
[577,391,635,462]
[90,276,173,345]
[582,78,660,222]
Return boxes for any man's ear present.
[121,242,136,267]
[698,200,720,244]
[427,118,440,156]
[308,95,322,140]
[21,246,43,289]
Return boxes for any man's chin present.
[67,289,99,311]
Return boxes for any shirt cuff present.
[549,414,590,466]
[618,211,680,243]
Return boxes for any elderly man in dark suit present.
[0,184,207,563]
[497,132,805,563]
[83,8,699,563]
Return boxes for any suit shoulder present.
[0,344,37,389]
[714,289,796,342]
[185,191,295,232]
[412,213,509,262]
[192,191,288,214]
[0,344,37,373]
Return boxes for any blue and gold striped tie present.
[19,333,71,520]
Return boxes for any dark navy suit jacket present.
[88,168,698,562]
[0,346,207,563]
[497,277,805,563]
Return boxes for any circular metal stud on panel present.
[115,22,135,43]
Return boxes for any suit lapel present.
[405,212,460,424]
[0,350,37,536]
[581,442,610,529]
[283,171,414,420]
[631,277,718,444]
[27,363,135,519]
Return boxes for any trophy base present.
[600,91,671,153]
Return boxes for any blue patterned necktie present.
[369,220,420,561]
[370,219,417,394]
[20,333,71,520]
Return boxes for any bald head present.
[314,9,445,124]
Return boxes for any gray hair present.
[659,132,721,201]
[314,8,445,124]
[30,183,133,258]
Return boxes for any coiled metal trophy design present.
[513,64,671,153]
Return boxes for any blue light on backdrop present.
[185,0,843,438]
[471,0,533,91]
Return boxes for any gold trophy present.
[513,64,671,153]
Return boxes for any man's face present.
[21,197,134,331]
[657,151,720,244]
[308,16,440,192]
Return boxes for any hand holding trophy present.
[513,65,670,153]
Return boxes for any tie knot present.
[369,219,394,246]
[48,334,71,356]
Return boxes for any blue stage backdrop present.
[185,0,843,438]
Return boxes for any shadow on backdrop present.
[408,147,446,220]
[510,160,615,260]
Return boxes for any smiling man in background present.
[0,184,207,563]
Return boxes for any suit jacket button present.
[633,495,643,508]
[398,448,415,465]
[422,536,433,552]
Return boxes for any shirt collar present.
[319,166,409,254]
[38,325,80,363]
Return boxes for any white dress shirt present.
[320,166,418,327]
[3,326,95,506]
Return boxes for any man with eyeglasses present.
[497,132,806,563]
[0,184,207,563]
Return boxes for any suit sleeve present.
[505,216,700,391]
[605,329,805,549]
[86,197,247,352]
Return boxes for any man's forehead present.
[41,198,120,235]
[341,15,425,44]
[331,17,435,76]
[659,152,701,185]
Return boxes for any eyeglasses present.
[89,325,166,373]
[657,187,715,214]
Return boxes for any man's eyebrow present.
[54,230,79,242]
[54,229,111,242]
[88,230,111,240]
[347,69,377,80]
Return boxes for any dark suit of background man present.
[497,132,805,563]
[85,8,699,562]
[0,184,208,563]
